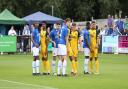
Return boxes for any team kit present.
[31,18,100,76]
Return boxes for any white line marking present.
[0,87,11,88]
[0,79,58,89]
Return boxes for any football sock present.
[75,61,78,73]
[43,60,46,73]
[95,60,99,73]
[71,60,74,72]
[36,60,40,73]
[84,58,89,73]
[57,60,62,75]
[89,60,93,73]
[46,60,50,73]
[62,60,67,75]
[32,61,36,73]
[52,60,56,73]
[72,60,76,73]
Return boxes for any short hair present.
[86,22,90,26]
[72,23,76,26]
[42,21,46,25]
[65,18,71,22]
[56,22,61,25]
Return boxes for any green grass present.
[0,53,128,89]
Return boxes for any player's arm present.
[49,31,56,47]
[46,31,50,45]
[85,36,91,50]
[96,30,100,48]
[49,39,56,48]
[31,34,38,47]
[65,30,70,53]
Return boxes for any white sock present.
[36,60,40,73]
[84,58,89,73]
[32,61,36,73]
[52,60,56,73]
[62,60,67,75]
[57,60,62,75]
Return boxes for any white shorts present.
[58,44,67,56]
[53,48,58,56]
[32,47,39,56]
[84,48,90,56]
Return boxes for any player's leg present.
[32,47,40,75]
[57,44,63,76]
[51,48,57,75]
[41,52,47,74]
[94,49,99,74]
[62,55,67,76]
[84,48,90,74]
[35,56,40,75]
[62,45,67,76]
[57,56,62,76]
[74,48,78,74]
[45,50,50,75]
[75,57,78,73]
[69,56,74,74]
[89,50,94,74]
[68,47,74,74]
[32,56,36,75]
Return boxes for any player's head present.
[91,21,96,29]
[86,21,90,30]
[41,22,46,30]
[71,23,76,31]
[56,22,61,30]
[65,18,71,28]
[34,22,39,28]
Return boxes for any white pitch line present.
[0,87,11,88]
[0,79,58,89]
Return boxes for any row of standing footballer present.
[31,18,100,76]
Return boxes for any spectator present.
[99,25,107,36]
[22,25,30,36]
[8,26,17,36]
[116,18,125,35]
[22,25,31,53]
[111,25,121,36]
[107,15,114,35]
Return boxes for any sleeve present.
[88,32,91,45]
[64,28,68,37]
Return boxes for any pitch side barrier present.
[102,35,128,54]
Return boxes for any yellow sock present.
[72,60,76,73]
[95,60,99,73]
[43,60,46,73]
[46,60,50,73]
[71,61,74,72]
[89,60,93,73]
[75,61,78,73]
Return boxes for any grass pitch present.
[0,53,128,89]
